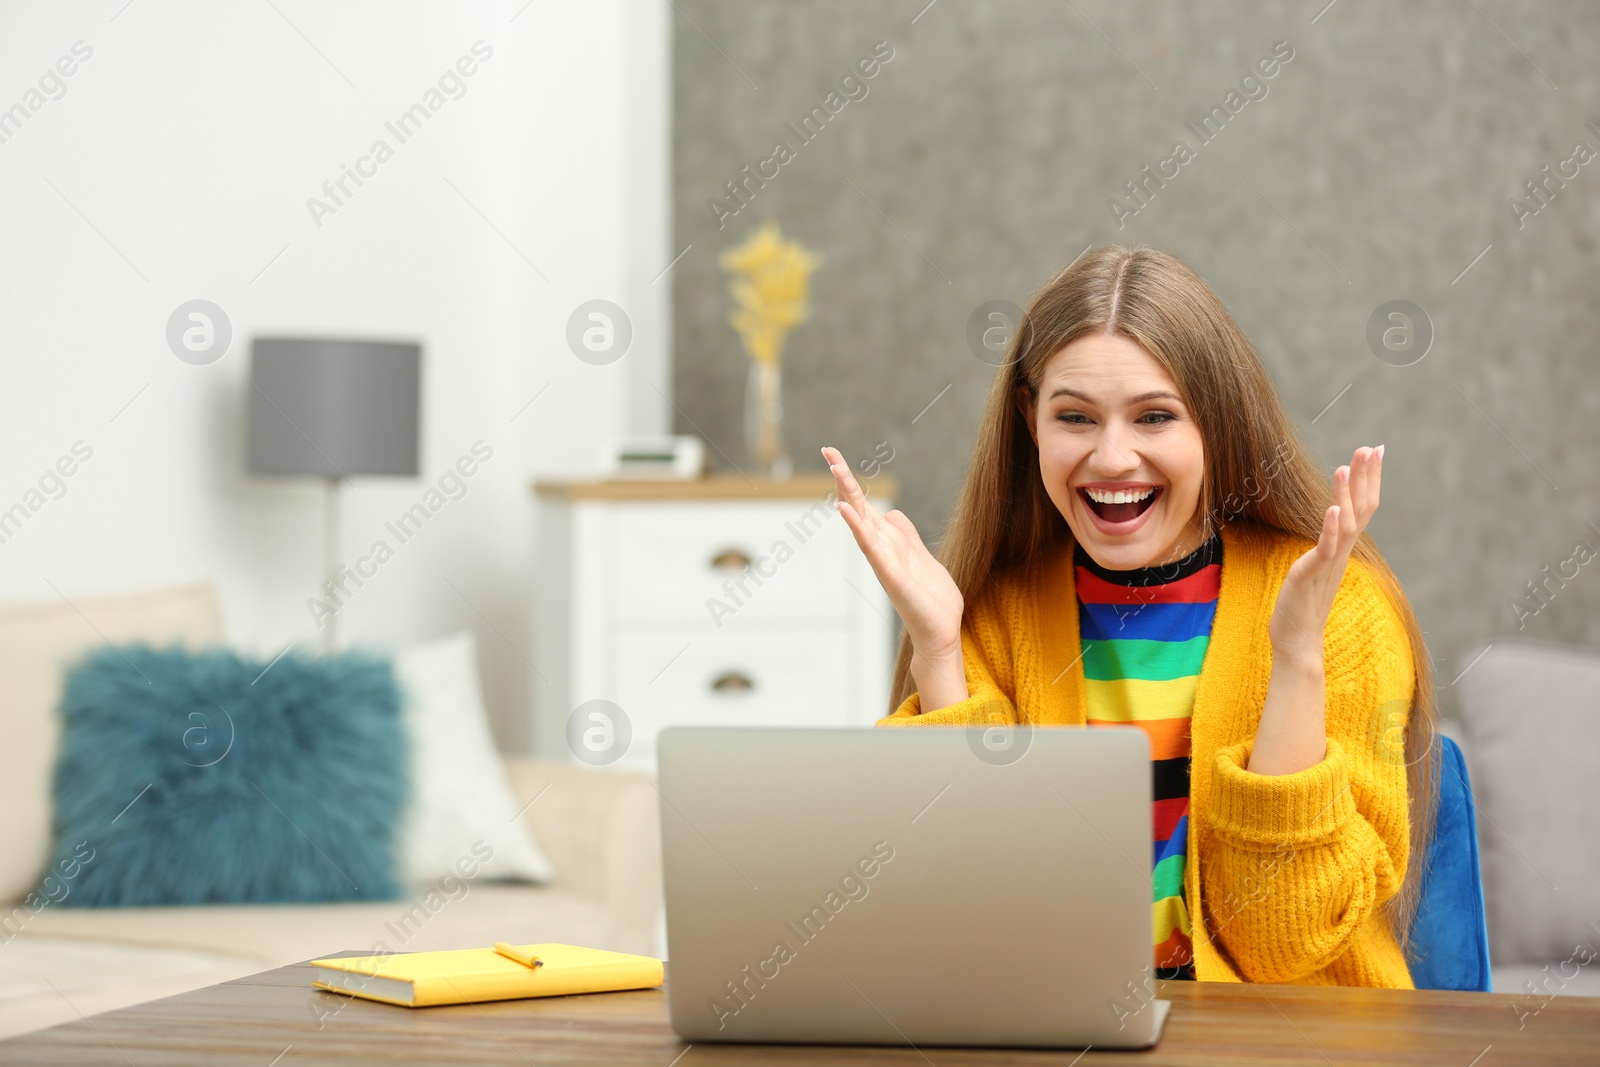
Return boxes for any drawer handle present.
[710,670,755,694]
[710,549,753,570]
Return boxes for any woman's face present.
[1017,331,1208,571]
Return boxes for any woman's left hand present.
[1268,445,1384,666]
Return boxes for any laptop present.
[658,725,1171,1049]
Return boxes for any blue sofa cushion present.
[1406,735,1493,991]
[44,644,407,906]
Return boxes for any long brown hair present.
[889,244,1439,946]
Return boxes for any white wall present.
[0,0,671,750]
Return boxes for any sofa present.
[5,583,1593,1040]
[1451,637,1600,1000]
[0,582,662,1040]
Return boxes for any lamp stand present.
[323,476,342,654]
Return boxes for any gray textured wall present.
[671,1,1600,721]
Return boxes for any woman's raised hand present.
[1249,446,1384,774]
[1268,444,1384,665]
[822,446,965,667]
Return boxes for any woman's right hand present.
[822,447,967,705]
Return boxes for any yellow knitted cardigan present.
[879,519,1416,988]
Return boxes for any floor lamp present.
[246,338,421,652]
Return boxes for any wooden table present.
[2,958,1597,1065]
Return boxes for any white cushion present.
[392,631,557,885]
[1454,637,1600,965]
[0,582,223,904]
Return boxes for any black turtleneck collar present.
[1072,530,1222,588]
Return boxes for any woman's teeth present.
[1081,485,1160,524]
[1084,486,1156,504]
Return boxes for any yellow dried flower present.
[719,222,819,368]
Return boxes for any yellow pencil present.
[493,942,543,969]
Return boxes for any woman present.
[822,244,1437,988]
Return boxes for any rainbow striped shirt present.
[1073,532,1221,981]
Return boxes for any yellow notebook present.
[310,943,664,1008]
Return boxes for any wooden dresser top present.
[532,473,897,501]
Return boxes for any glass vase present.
[744,359,792,479]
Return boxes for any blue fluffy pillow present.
[45,644,407,906]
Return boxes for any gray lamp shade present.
[246,338,421,478]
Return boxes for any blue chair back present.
[1406,735,1493,991]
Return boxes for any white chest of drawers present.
[531,474,898,772]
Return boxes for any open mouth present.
[1078,485,1161,525]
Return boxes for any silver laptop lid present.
[659,725,1167,1049]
